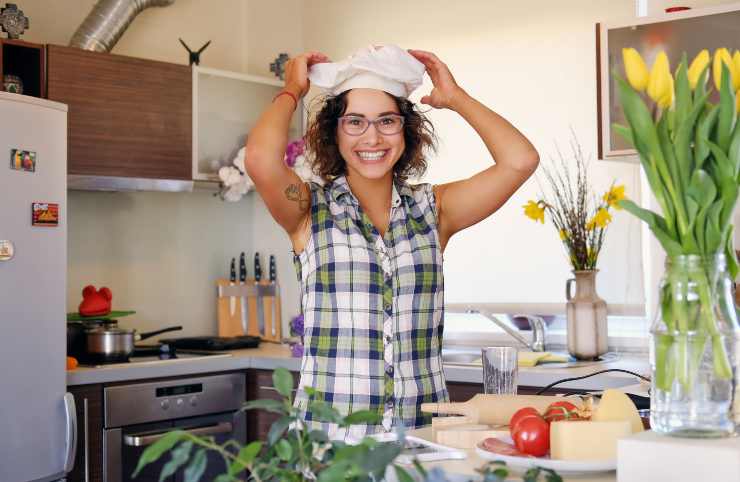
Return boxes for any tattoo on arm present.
[285,183,310,212]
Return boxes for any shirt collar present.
[330,174,413,207]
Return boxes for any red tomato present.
[509,407,540,431]
[512,415,550,456]
[543,401,579,422]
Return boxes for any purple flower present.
[290,342,304,358]
[284,139,306,167]
[290,314,304,337]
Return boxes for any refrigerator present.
[0,91,76,481]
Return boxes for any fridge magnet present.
[0,239,14,261]
[9,149,35,172]
[31,202,59,227]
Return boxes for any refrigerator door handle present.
[63,392,78,474]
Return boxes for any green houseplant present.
[133,368,563,481]
[615,47,740,437]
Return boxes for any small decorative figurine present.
[269,53,290,80]
[0,3,29,39]
[178,38,211,66]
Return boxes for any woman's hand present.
[284,51,330,98]
[408,49,466,110]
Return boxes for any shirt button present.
[386,365,394,376]
[384,302,392,313]
[385,334,392,343]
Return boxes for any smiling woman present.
[245,44,539,440]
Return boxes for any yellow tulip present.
[687,49,710,89]
[622,48,649,92]
[647,52,674,108]
[713,48,737,91]
[734,50,740,90]
[523,200,545,224]
[736,90,740,113]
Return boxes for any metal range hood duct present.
[70,0,175,52]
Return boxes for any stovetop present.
[79,349,232,368]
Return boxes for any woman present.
[245,45,539,440]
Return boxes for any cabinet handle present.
[84,398,89,482]
[123,422,233,447]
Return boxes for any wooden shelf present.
[0,39,45,98]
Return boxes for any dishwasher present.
[103,373,246,482]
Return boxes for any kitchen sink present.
[441,348,621,369]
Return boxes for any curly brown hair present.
[304,90,437,184]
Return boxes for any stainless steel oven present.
[103,373,246,482]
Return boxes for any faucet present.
[465,308,547,352]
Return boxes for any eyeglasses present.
[337,114,405,136]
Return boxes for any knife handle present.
[269,255,276,282]
[229,258,236,283]
[239,252,247,282]
[254,253,262,282]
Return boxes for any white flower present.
[218,166,242,186]
[232,146,246,173]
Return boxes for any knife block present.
[216,279,282,341]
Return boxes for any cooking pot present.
[67,319,118,359]
[85,325,182,363]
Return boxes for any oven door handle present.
[123,421,233,447]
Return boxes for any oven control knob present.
[176,398,184,408]
[189,396,197,407]
[160,399,170,410]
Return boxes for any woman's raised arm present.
[245,52,329,239]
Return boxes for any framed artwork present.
[596,3,740,161]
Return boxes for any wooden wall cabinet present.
[46,45,192,187]
[67,384,104,482]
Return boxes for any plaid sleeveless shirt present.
[293,175,449,441]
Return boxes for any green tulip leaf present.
[717,65,737,151]
[728,116,740,177]
[612,123,635,147]
[706,201,723,253]
[695,105,719,169]
[619,199,682,256]
[674,90,711,191]
[674,56,691,128]
[658,114,683,191]
[725,227,739,279]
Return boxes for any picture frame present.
[596,2,740,161]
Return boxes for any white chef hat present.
[308,44,426,98]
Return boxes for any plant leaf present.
[706,201,724,252]
[158,440,193,481]
[717,64,737,151]
[612,123,635,147]
[342,410,382,427]
[267,415,293,446]
[228,441,262,476]
[183,449,207,482]
[394,466,415,482]
[619,200,682,256]
[308,400,344,424]
[132,431,188,477]
[272,367,294,399]
[275,439,293,461]
[695,104,719,169]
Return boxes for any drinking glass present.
[482,346,518,395]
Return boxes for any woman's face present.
[337,88,405,181]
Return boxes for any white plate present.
[475,436,616,474]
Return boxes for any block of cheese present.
[550,421,631,460]
[435,424,509,449]
[592,389,644,433]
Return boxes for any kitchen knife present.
[229,258,237,317]
[269,254,279,338]
[254,252,265,335]
[239,252,249,335]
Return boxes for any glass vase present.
[650,254,740,437]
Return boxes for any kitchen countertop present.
[67,343,649,393]
[409,426,615,482]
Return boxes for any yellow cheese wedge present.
[550,420,631,460]
[592,389,644,433]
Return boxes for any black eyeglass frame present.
[337,114,405,136]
